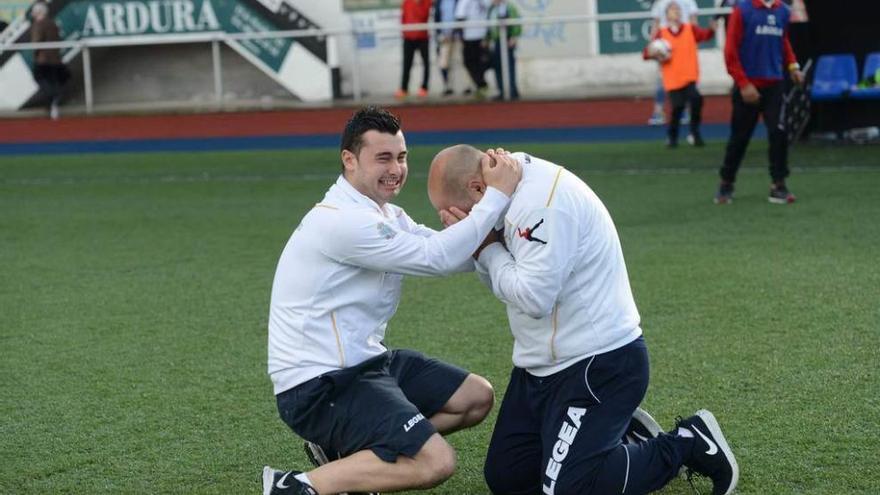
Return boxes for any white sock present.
[294,472,313,487]
[677,427,694,438]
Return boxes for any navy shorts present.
[484,336,650,495]
[276,349,469,462]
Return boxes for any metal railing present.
[0,7,732,114]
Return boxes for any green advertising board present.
[597,0,717,54]
[343,0,401,12]
[0,0,333,102]
[54,0,298,70]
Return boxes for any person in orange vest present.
[644,1,716,147]
[397,0,433,99]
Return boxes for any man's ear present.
[467,178,485,195]
[341,149,357,172]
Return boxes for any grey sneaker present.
[714,183,734,204]
[687,133,705,147]
[648,111,666,126]
[303,441,331,467]
[623,407,663,444]
[768,183,796,204]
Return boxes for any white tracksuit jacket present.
[268,175,510,394]
[476,153,642,376]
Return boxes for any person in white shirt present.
[455,0,490,97]
[261,107,522,495]
[427,145,739,495]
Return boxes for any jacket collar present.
[333,174,389,215]
[752,0,782,9]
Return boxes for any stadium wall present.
[302,0,733,100]
[5,0,735,110]
[61,44,299,109]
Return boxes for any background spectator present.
[486,0,521,100]
[397,0,433,99]
[648,0,699,126]
[715,0,804,204]
[644,2,716,147]
[455,0,490,99]
[434,0,460,96]
[30,1,69,120]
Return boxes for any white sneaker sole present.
[696,409,739,495]
[631,407,663,439]
[262,466,275,495]
[304,441,331,466]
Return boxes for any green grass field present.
[1,139,878,494]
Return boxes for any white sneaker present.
[49,102,60,120]
[262,466,280,495]
[648,112,666,126]
[304,441,331,467]
[623,407,662,443]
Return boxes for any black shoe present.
[768,182,796,204]
[304,442,379,495]
[714,182,734,204]
[676,410,739,495]
[443,88,454,96]
[667,138,678,149]
[622,407,662,444]
[262,467,317,495]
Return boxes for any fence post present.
[212,38,223,105]
[350,30,362,102]
[82,43,94,114]
[499,18,510,101]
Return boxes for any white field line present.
[1,165,878,186]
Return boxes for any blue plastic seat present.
[851,52,880,100]
[811,54,858,101]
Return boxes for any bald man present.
[428,145,739,495]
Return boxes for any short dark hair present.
[340,106,401,157]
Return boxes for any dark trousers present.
[490,41,519,99]
[33,64,69,108]
[462,39,488,89]
[401,38,429,92]
[720,81,789,183]
[484,337,687,495]
[667,82,703,143]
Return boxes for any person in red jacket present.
[715,0,804,204]
[397,0,433,99]
[644,2,716,147]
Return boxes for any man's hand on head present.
[439,206,468,228]
[482,148,522,197]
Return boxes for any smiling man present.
[262,107,522,495]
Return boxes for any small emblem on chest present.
[377,222,397,239]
